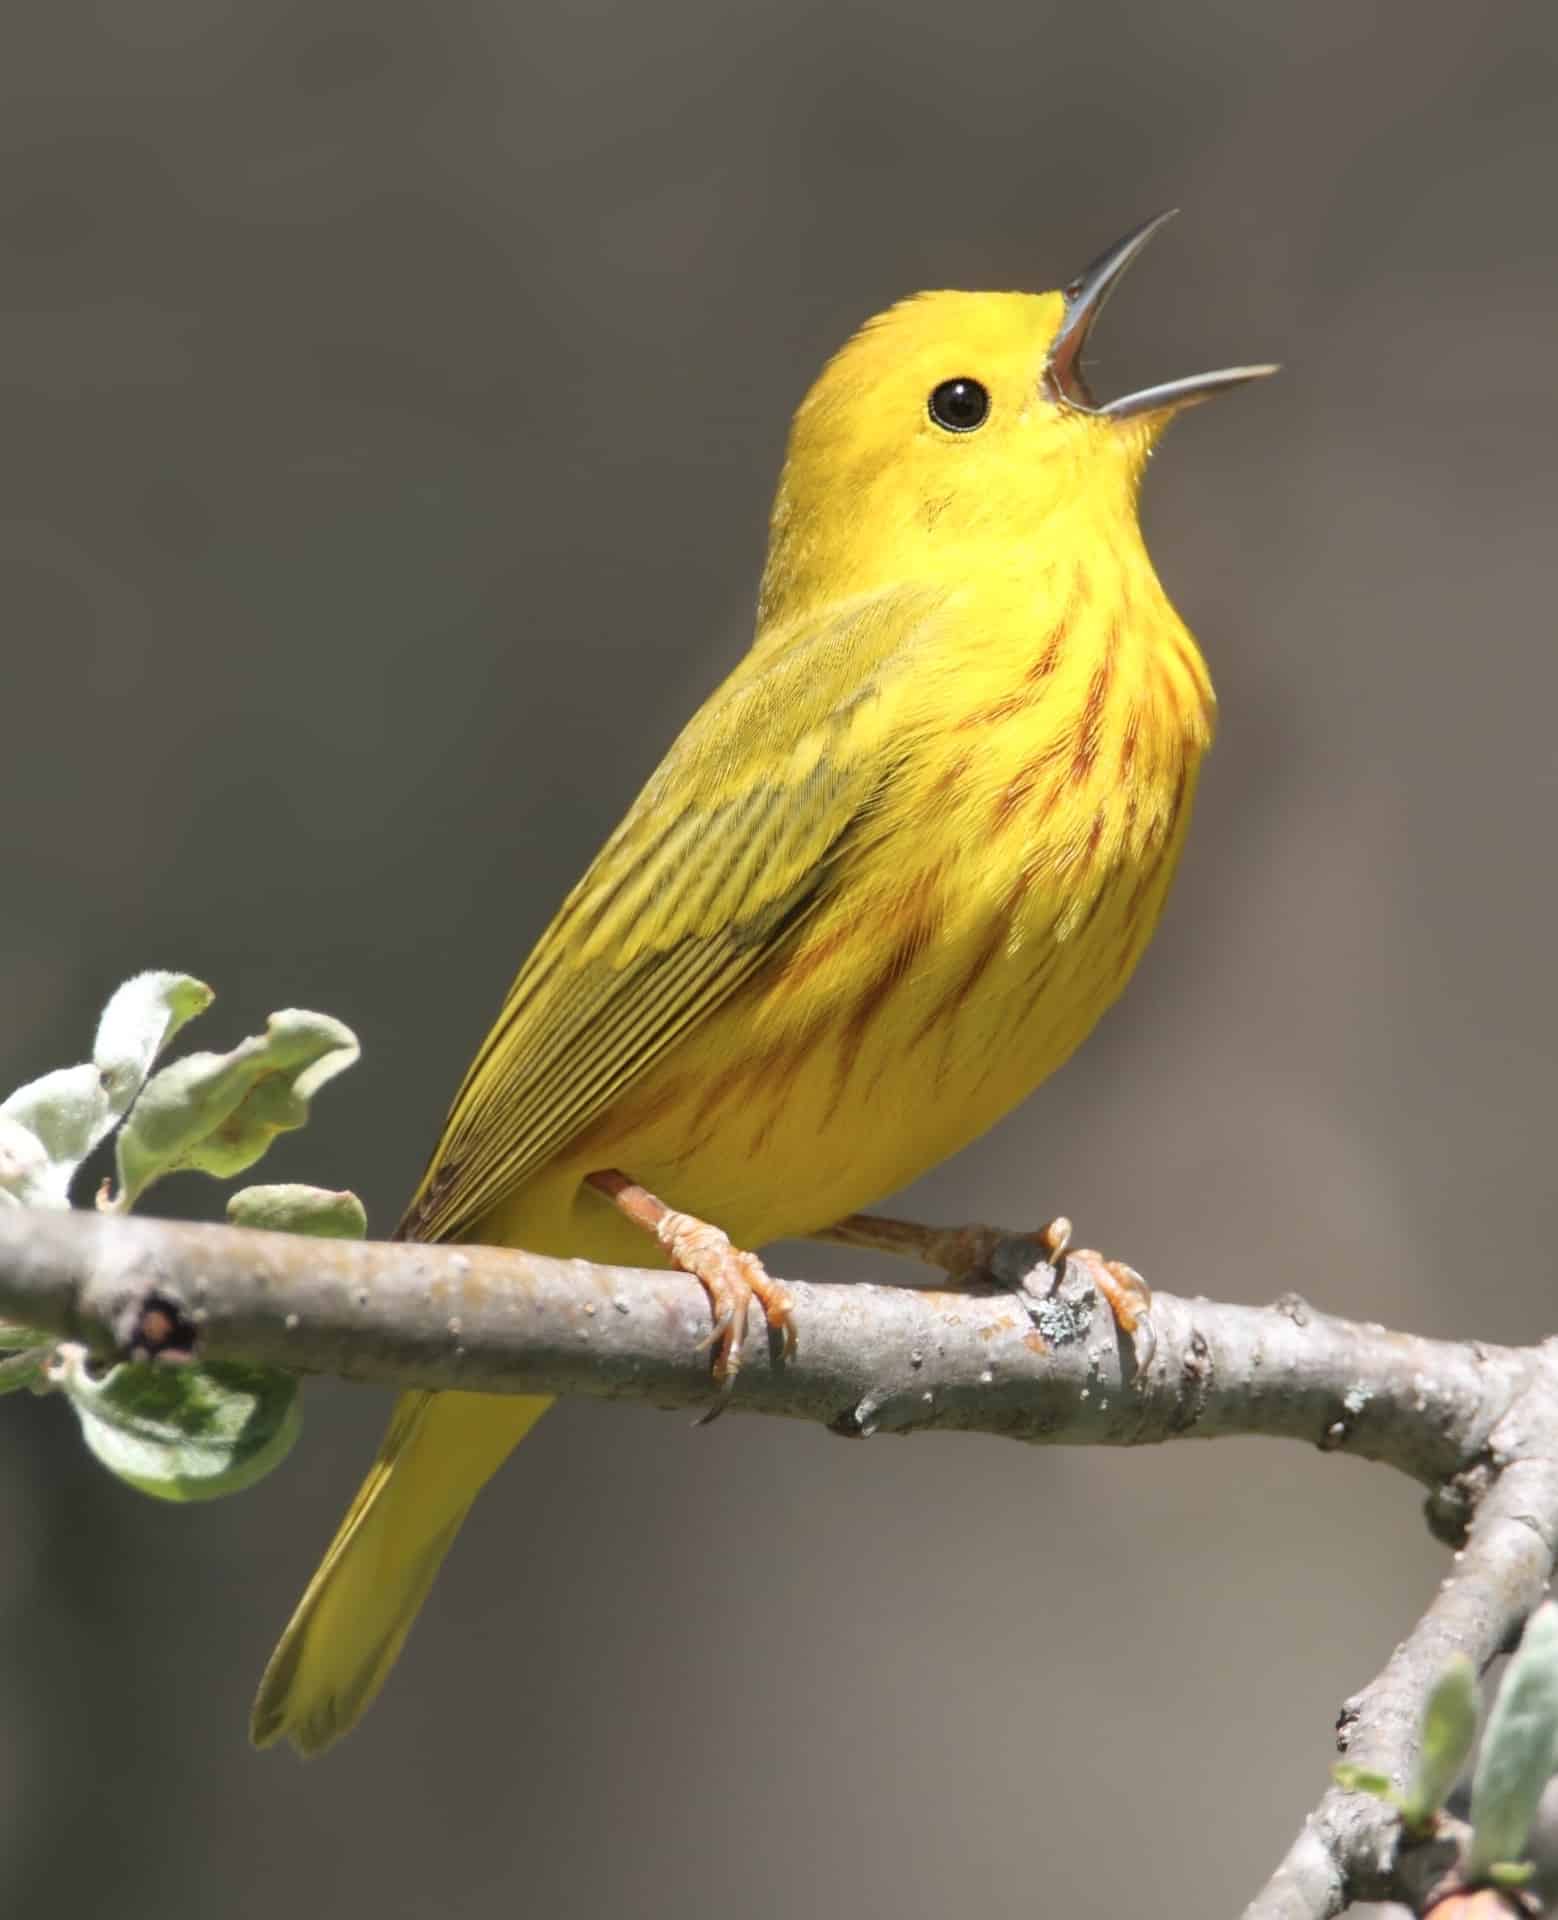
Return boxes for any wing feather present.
[399,585,941,1244]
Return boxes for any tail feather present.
[250,1389,551,1756]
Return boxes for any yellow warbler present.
[252,211,1274,1756]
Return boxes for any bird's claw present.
[1080,1254,1156,1374]
[654,1207,795,1410]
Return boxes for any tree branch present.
[1245,1363,1558,1919]
[0,1207,1532,1471]
[4,1203,1557,1914]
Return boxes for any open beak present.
[1044,210,1278,421]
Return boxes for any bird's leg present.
[816,1210,1072,1279]
[585,1170,797,1391]
[813,1210,1154,1366]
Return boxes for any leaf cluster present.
[1337,1604,1558,1899]
[1,972,360,1499]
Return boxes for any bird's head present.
[759,213,1276,626]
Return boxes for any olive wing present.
[399,587,939,1244]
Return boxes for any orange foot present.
[586,1170,796,1392]
[816,1210,1155,1370]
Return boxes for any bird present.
[251,211,1275,1756]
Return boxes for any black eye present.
[928,377,990,432]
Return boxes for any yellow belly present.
[479,722,1202,1264]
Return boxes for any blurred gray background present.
[3,0,1555,1913]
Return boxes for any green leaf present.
[0,1113,56,1209]
[1488,1860,1536,1888]
[1468,1601,1558,1876]
[111,1010,359,1209]
[0,1066,112,1208]
[92,971,213,1113]
[51,1346,302,1502]
[227,1183,367,1239]
[0,1346,52,1395]
[1402,1654,1480,1826]
[0,972,213,1209]
[1332,1764,1396,1799]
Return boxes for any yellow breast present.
[502,550,1213,1261]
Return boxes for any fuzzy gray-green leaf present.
[1488,1860,1537,1888]
[0,1114,54,1209]
[0,1067,111,1208]
[92,971,213,1114]
[1468,1601,1558,1876]
[52,1346,302,1502]
[1332,1765,1396,1800]
[1402,1654,1480,1827]
[227,1183,367,1238]
[0,1345,52,1395]
[111,1010,359,1208]
[0,972,215,1210]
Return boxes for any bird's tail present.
[250,1388,552,1756]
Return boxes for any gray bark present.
[3,1205,1556,1916]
